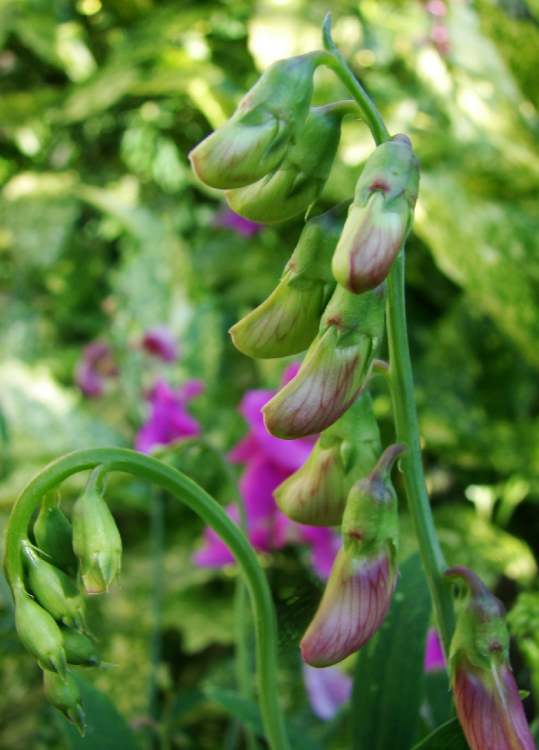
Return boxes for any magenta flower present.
[214,207,263,237]
[141,327,178,363]
[424,628,446,672]
[303,665,352,720]
[75,341,118,397]
[135,378,203,453]
[194,364,340,578]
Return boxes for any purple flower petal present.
[75,340,117,397]
[424,628,446,672]
[135,378,203,453]
[303,665,352,720]
[214,208,263,237]
[141,327,178,363]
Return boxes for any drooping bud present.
[275,391,381,525]
[224,105,342,223]
[301,444,403,667]
[445,566,535,750]
[22,541,86,631]
[332,134,419,293]
[230,207,344,358]
[43,669,85,734]
[263,284,385,438]
[72,469,122,594]
[62,628,100,667]
[33,495,77,573]
[14,587,67,676]
[189,53,320,189]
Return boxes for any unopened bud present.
[275,392,380,525]
[33,496,77,573]
[43,669,85,734]
[72,471,122,594]
[225,105,342,223]
[23,541,86,631]
[332,134,419,293]
[62,628,100,667]
[300,445,403,667]
[445,567,535,750]
[230,207,343,358]
[14,587,66,676]
[263,284,385,438]
[189,53,320,189]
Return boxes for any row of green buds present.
[445,567,535,750]
[301,444,403,667]
[12,468,121,732]
[275,390,381,526]
[332,134,419,293]
[263,283,386,438]
[230,206,345,359]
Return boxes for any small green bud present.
[22,541,86,631]
[14,587,67,676]
[263,284,385,438]
[43,669,85,735]
[275,392,381,525]
[224,105,342,223]
[189,53,320,189]
[332,134,419,293]
[230,207,344,359]
[62,628,100,667]
[72,472,122,595]
[33,495,77,573]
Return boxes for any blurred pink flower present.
[135,378,203,453]
[303,665,352,720]
[424,628,446,672]
[141,326,178,363]
[194,364,340,578]
[214,207,263,237]
[75,341,118,397]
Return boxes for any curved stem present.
[322,23,455,653]
[3,448,289,750]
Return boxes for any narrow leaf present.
[412,717,469,750]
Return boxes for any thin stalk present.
[321,17,454,652]
[4,448,289,750]
[147,489,165,745]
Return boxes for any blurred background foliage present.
[0,0,538,748]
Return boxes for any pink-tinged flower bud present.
[230,207,343,358]
[72,472,122,595]
[301,445,404,666]
[14,587,67,677]
[332,134,419,293]
[224,105,342,223]
[263,284,385,438]
[445,566,535,750]
[22,541,87,632]
[43,669,85,734]
[189,53,320,189]
[275,391,380,526]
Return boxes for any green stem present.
[148,489,165,738]
[3,448,289,750]
[322,18,454,653]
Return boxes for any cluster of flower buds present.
[445,567,535,750]
[189,48,424,670]
[12,469,121,733]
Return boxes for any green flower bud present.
[22,541,86,631]
[332,134,419,293]
[224,105,343,223]
[33,495,77,573]
[43,669,85,735]
[301,445,403,667]
[275,392,381,525]
[72,473,122,595]
[263,284,385,438]
[230,207,344,358]
[62,628,100,667]
[14,587,66,676]
[189,53,320,189]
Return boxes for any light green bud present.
[62,628,100,667]
[33,495,77,573]
[43,669,85,734]
[14,587,67,676]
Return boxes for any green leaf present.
[412,718,469,750]
[351,554,431,750]
[62,675,140,750]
